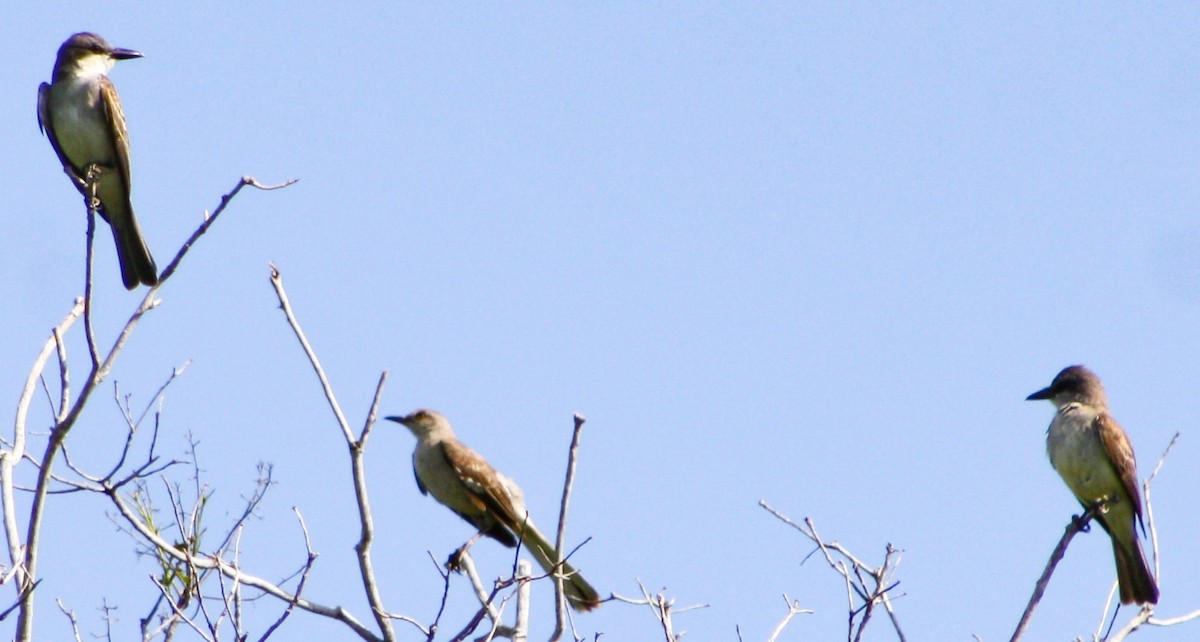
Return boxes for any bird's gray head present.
[54,32,143,78]
[384,409,453,439]
[1026,365,1108,409]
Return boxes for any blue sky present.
[4,3,1200,640]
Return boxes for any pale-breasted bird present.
[39,32,158,289]
[386,409,602,611]
[1028,365,1159,605]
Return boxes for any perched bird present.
[38,32,158,289]
[386,409,601,611]
[1028,365,1159,605]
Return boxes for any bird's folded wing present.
[37,83,88,192]
[1095,413,1145,526]
[411,450,429,496]
[440,439,525,528]
[99,75,134,194]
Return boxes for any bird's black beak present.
[383,415,405,424]
[110,48,144,60]
[1026,386,1053,401]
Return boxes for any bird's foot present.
[445,547,467,572]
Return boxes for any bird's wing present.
[1095,413,1145,527]
[38,82,88,193]
[440,439,525,528]
[412,450,428,496]
[37,83,50,135]
[98,75,134,198]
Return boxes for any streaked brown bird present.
[386,409,602,611]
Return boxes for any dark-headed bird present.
[39,32,157,289]
[1028,365,1159,605]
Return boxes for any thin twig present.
[606,581,708,642]
[1009,501,1104,642]
[10,177,290,642]
[53,325,70,418]
[83,169,100,371]
[552,414,587,639]
[765,595,812,642]
[458,551,501,622]
[151,574,213,642]
[267,264,355,443]
[1104,433,1182,642]
[514,560,531,642]
[104,484,382,641]
[269,265,394,642]
[415,552,454,640]
[4,301,83,585]
[54,599,84,642]
[759,502,905,642]
[256,508,318,642]
[1143,432,1177,584]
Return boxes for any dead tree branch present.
[759,501,906,642]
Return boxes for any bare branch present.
[268,265,395,641]
[16,176,278,640]
[1103,433,1187,642]
[458,551,502,622]
[1146,609,1200,627]
[350,373,394,641]
[1143,431,1178,584]
[514,560,531,642]
[758,502,906,642]
[5,176,291,642]
[408,553,454,640]
[254,508,318,642]
[1009,500,1105,642]
[150,575,212,642]
[54,599,84,642]
[53,325,70,419]
[551,414,588,640]
[266,264,355,443]
[765,595,812,642]
[155,176,296,287]
[83,170,100,371]
[640,581,679,642]
[0,581,40,622]
[4,301,83,586]
[105,484,382,642]
[607,581,707,642]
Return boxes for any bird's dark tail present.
[521,523,602,611]
[1114,536,1159,605]
[110,216,158,289]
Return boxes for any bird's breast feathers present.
[1047,406,1124,504]
[47,80,115,168]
